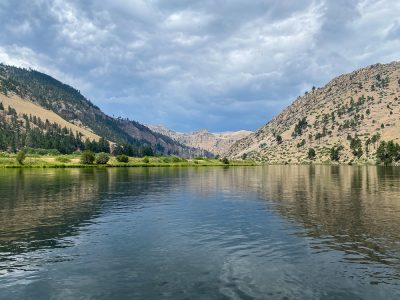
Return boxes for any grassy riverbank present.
[0,153,257,168]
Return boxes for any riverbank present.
[0,154,258,168]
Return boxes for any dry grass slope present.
[0,92,100,141]
[226,61,400,164]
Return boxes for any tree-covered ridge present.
[0,64,94,109]
[0,103,109,154]
[0,64,145,145]
[0,64,199,157]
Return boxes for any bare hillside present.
[148,125,252,156]
[227,62,400,164]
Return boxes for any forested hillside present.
[0,64,203,157]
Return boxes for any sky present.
[0,0,399,132]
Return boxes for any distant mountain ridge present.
[147,124,252,156]
[0,63,204,157]
[226,61,400,163]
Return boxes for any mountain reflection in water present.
[1,166,400,299]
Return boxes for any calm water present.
[1,166,400,299]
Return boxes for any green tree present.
[350,136,363,158]
[116,154,129,163]
[0,102,4,110]
[387,140,400,161]
[365,138,371,154]
[276,135,283,144]
[370,133,381,148]
[375,140,400,165]
[141,146,154,157]
[16,150,26,165]
[221,157,229,164]
[95,152,110,164]
[376,141,389,164]
[80,150,95,164]
[293,117,308,137]
[307,148,316,160]
[330,145,342,161]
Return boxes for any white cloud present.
[0,0,399,131]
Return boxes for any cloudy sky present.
[0,0,399,132]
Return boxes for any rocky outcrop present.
[148,125,252,156]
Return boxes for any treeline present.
[376,140,400,164]
[0,102,160,156]
[0,64,182,155]
[0,107,109,154]
[306,135,400,165]
[113,143,154,157]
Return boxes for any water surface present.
[1,166,400,299]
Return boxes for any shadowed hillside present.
[0,64,205,157]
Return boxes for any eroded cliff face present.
[147,125,252,156]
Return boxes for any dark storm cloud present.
[0,0,399,132]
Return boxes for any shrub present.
[80,151,95,164]
[171,156,182,162]
[297,139,306,148]
[95,152,110,164]
[116,154,129,163]
[56,156,71,163]
[163,156,185,163]
[143,157,149,163]
[23,147,60,156]
[221,157,229,164]
[16,150,26,165]
[276,135,283,144]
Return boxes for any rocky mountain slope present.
[147,125,252,156]
[0,64,201,156]
[227,61,400,163]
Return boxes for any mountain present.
[227,61,400,163]
[0,63,202,156]
[147,125,252,156]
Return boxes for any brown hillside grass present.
[0,93,100,141]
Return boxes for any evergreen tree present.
[307,148,316,160]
